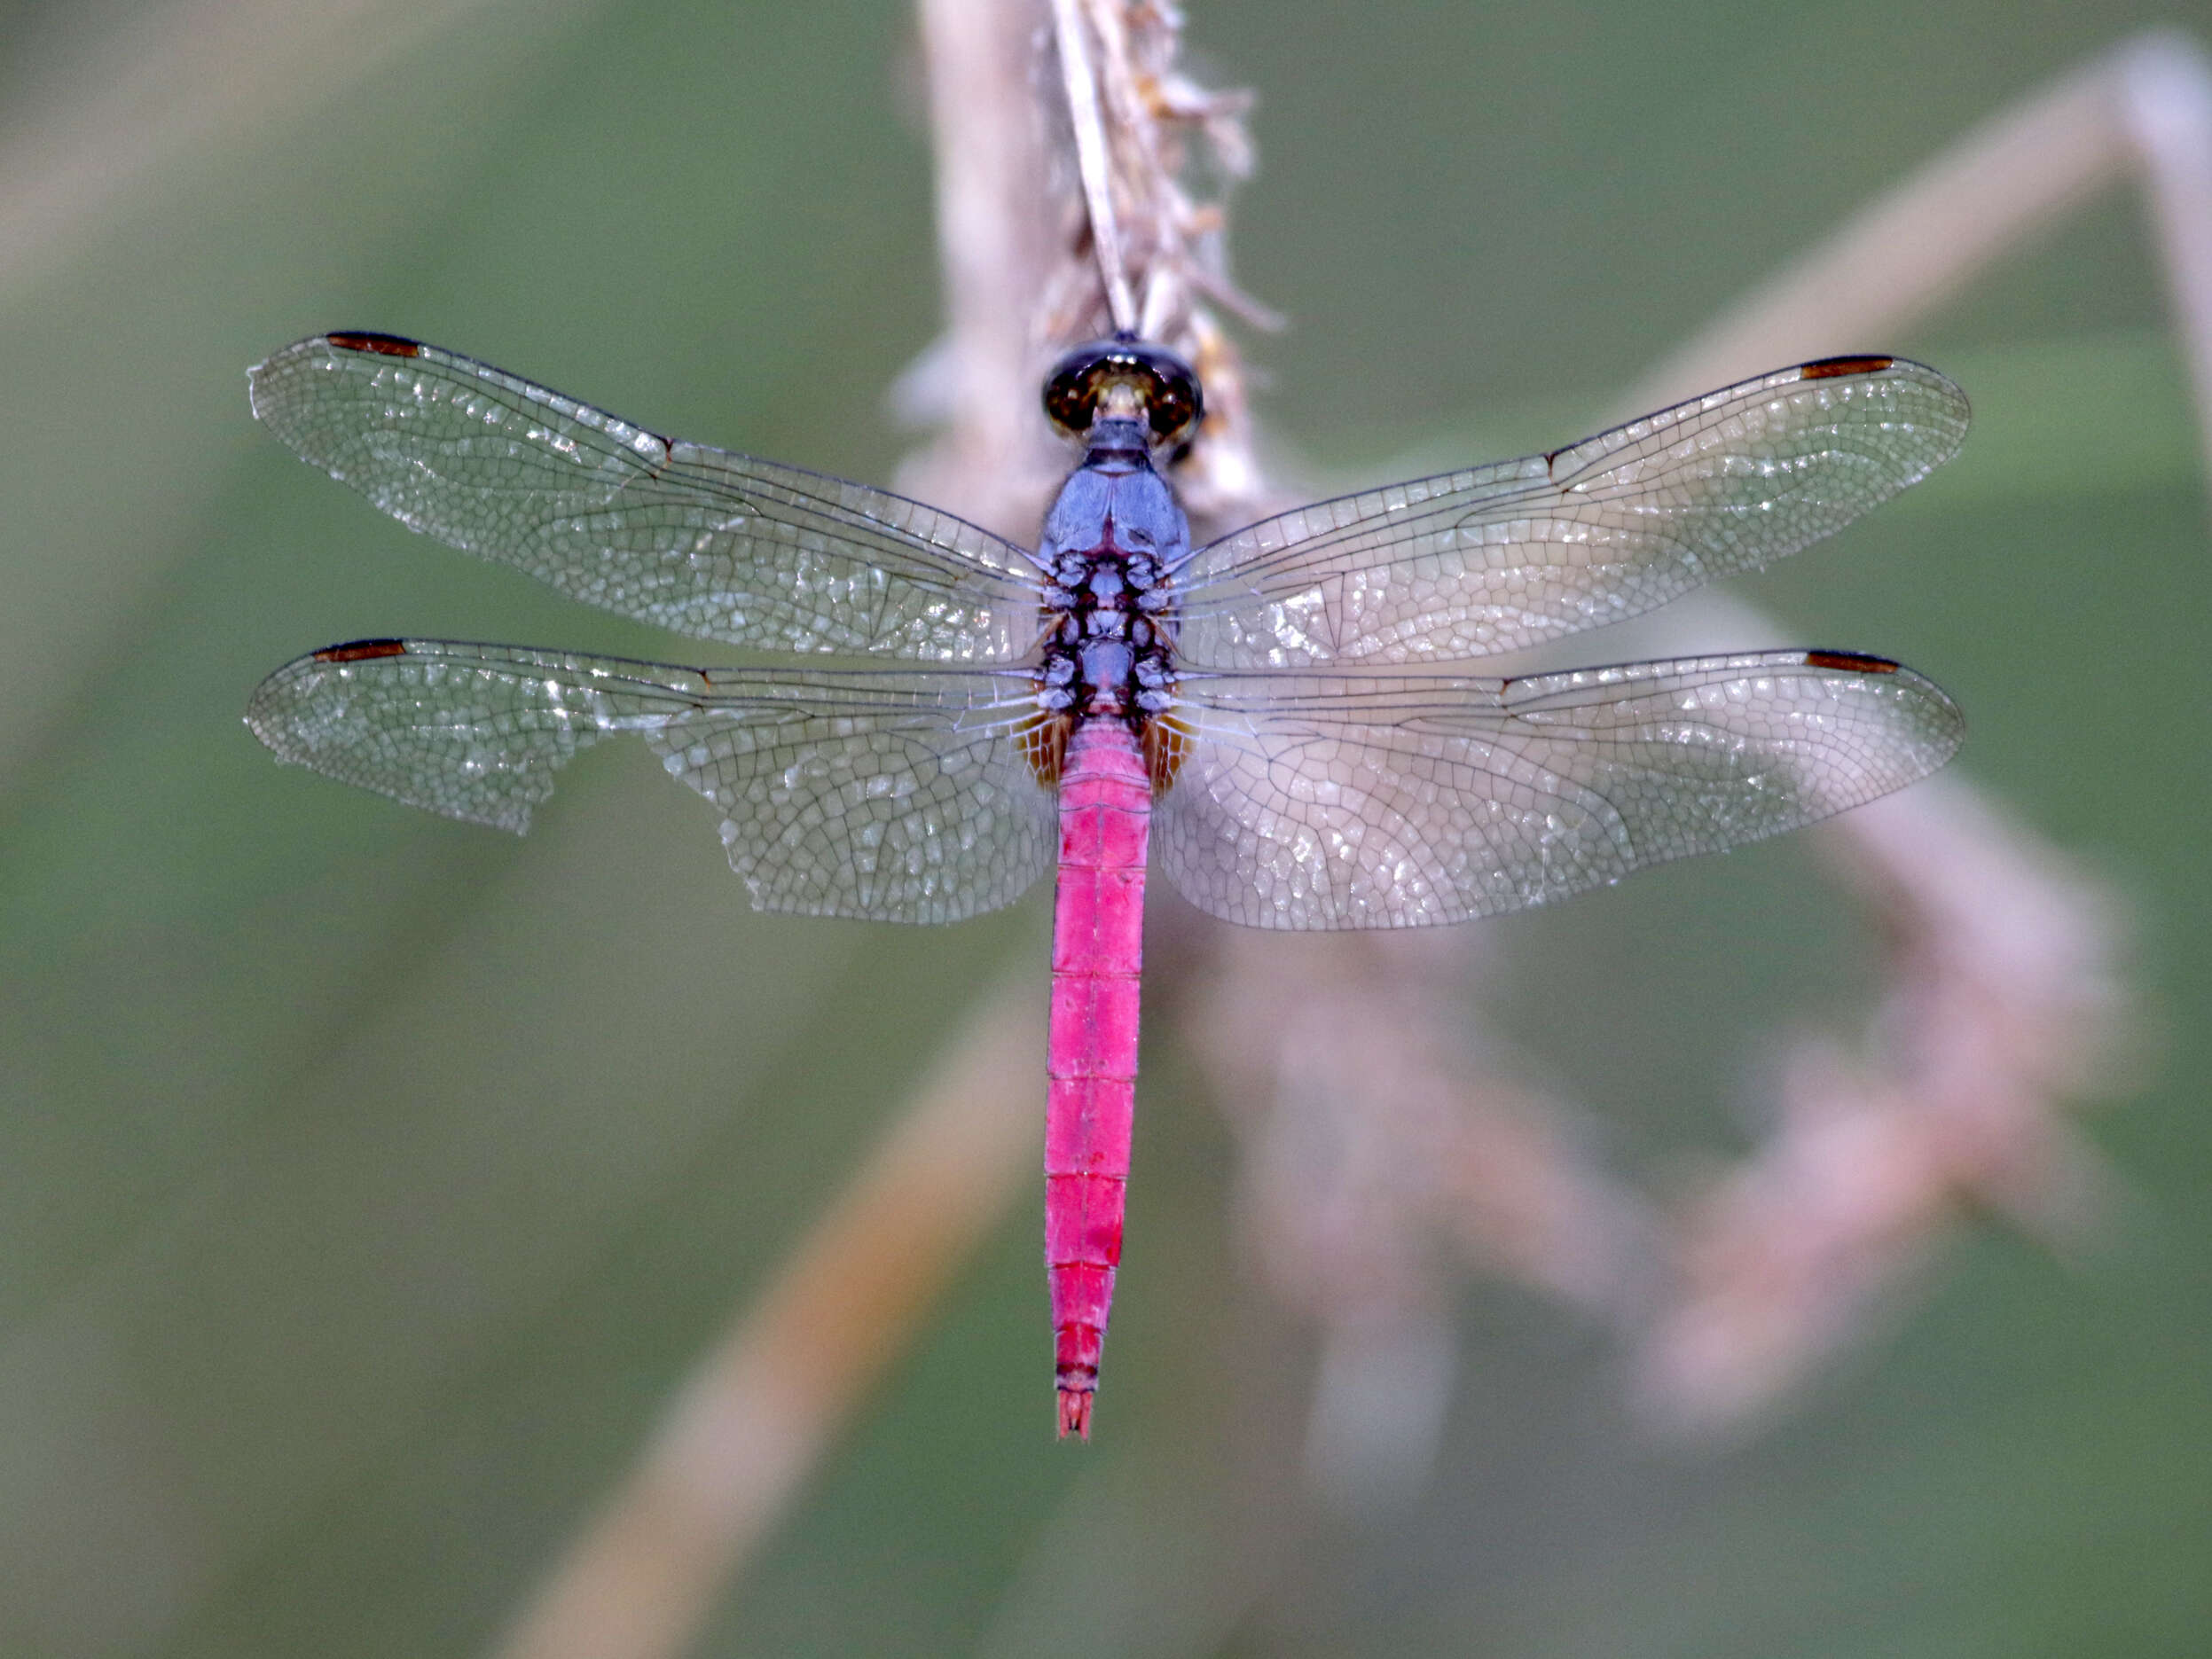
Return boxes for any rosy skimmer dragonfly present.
[244,332,1966,1436]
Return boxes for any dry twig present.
[490,977,1043,1659]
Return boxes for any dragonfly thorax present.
[1031,408,1191,784]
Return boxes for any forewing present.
[1155,651,1963,928]
[246,640,1055,922]
[249,334,1044,661]
[1175,358,1966,667]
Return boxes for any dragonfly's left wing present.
[1153,651,1962,928]
[1173,358,1966,668]
[250,335,1045,661]
[246,640,1056,922]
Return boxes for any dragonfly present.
[244,330,1967,1436]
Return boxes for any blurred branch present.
[1607,37,2180,1422]
[1635,779,2131,1429]
[1189,926,1652,1509]
[1619,29,2212,489]
[488,974,1043,1659]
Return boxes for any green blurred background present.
[2,0,2208,1653]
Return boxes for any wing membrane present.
[1155,650,1963,927]
[249,334,1045,661]
[245,639,1055,922]
[1175,358,1966,667]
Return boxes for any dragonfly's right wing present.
[1154,650,1963,928]
[1174,358,1968,667]
[246,640,1056,922]
[251,334,1045,662]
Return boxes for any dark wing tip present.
[1799,355,1896,380]
[324,332,424,358]
[311,638,412,663]
[1800,648,1899,673]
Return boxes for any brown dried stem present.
[488,977,1044,1659]
[1620,30,2212,482]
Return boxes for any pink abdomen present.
[1045,716,1151,1439]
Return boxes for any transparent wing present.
[245,639,1056,922]
[1155,650,1963,928]
[249,334,1046,661]
[1174,358,1967,667]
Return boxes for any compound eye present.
[1139,352,1202,446]
[1041,337,1204,445]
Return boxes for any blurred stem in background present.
[490,976,1044,1659]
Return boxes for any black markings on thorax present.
[1035,453,1180,728]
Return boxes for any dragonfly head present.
[1043,336,1203,449]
